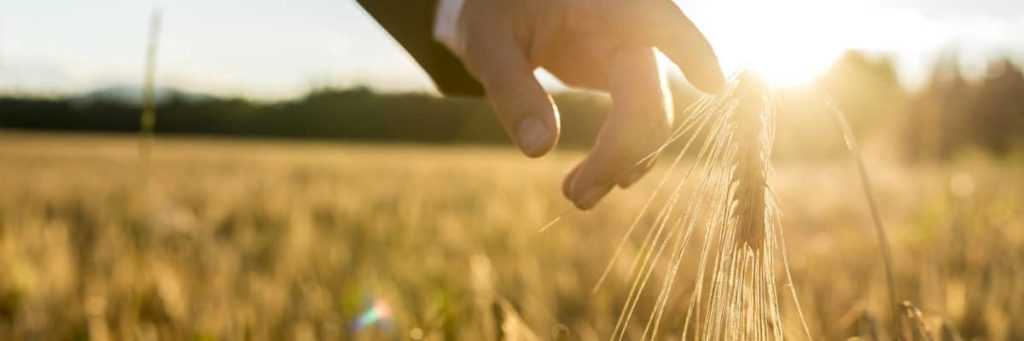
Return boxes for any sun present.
[741,49,840,88]
[690,0,857,88]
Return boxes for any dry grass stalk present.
[901,301,934,341]
[823,94,902,338]
[139,9,162,169]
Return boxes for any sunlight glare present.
[689,0,869,88]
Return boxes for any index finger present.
[631,0,725,94]
[563,46,671,210]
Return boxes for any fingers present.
[634,0,725,94]
[463,30,560,158]
[564,46,672,210]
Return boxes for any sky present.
[0,0,1022,99]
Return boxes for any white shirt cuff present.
[434,0,467,57]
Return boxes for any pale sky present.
[0,0,1021,99]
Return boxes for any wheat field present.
[0,132,1021,340]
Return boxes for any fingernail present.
[517,117,549,157]
[575,185,611,210]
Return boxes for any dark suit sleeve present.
[356,0,485,97]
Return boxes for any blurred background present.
[0,0,1022,340]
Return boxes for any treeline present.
[775,51,1024,160]
[1,51,1022,159]
[0,87,613,149]
[905,57,1024,159]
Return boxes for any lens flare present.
[353,297,393,332]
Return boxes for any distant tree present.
[906,53,974,160]
[819,51,908,133]
[969,59,1024,155]
[906,55,1024,159]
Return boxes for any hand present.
[449,0,724,209]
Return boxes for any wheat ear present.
[731,76,770,250]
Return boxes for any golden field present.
[0,132,1021,340]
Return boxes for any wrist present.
[434,0,467,57]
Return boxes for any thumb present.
[464,31,560,158]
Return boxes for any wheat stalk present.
[606,73,811,341]
[693,74,783,340]
[731,76,770,250]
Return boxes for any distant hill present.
[73,86,215,107]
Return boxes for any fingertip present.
[562,165,581,200]
[564,160,617,210]
[689,65,727,95]
[573,183,613,211]
[516,116,559,158]
[563,164,612,211]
